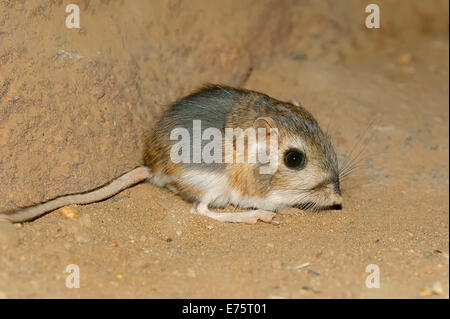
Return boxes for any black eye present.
[284,149,306,169]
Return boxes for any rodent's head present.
[256,105,342,211]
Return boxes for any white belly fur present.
[149,170,284,211]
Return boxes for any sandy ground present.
[0,33,448,298]
[0,1,448,299]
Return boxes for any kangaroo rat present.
[0,85,342,224]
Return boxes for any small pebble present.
[397,53,412,65]
[293,262,310,269]
[420,281,443,297]
[58,206,81,219]
[432,281,443,294]
[109,241,119,247]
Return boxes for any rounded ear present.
[253,117,278,141]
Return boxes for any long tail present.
[0,166,152,223]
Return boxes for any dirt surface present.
[0,1,448,298]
